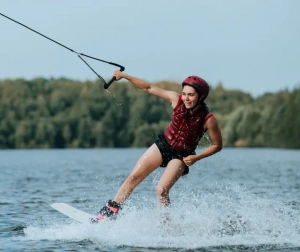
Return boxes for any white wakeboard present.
[50,203,94,224]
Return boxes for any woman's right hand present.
[113,70,125,81]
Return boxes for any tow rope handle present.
[77,54,125,89]
[104,65,125,89]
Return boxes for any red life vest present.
[163,95,211,153]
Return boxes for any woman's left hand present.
[183,155,198,166]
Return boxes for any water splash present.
[21,184,300,250]
[105,88,116,99]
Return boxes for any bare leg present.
[156,159,186,207]
[113,144,163,204]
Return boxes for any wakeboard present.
[50,203,94,224]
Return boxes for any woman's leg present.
[113,144,163,204]
[156,159,186,206]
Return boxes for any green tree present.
[0,78,299,149]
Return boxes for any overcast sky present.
[0,0,299,96]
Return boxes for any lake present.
[0,148,299,251]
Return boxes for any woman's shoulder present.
[170,92,182,109]
[202,111,214,126]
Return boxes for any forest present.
[0,77,299,149]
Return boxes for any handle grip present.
[104,66,125,89]
[104,76,116,89]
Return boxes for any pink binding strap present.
[95,214,106,220]
[106,203,119,214]
[95,203,119,221]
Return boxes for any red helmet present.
[182,76,209,101]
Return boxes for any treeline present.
[0,78,299,149]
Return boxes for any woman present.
[93,71,222,221]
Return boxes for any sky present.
[0,0,299,96]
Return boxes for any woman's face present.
[182,85,199,109]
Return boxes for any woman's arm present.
[183,115,223,166]
[113,71,180,107]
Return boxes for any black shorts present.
[154,134,195,176]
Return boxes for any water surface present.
[0,148,299,251]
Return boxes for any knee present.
[156,186,169,198]
[126,174,141,185]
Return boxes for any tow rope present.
[0,12,125,89]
